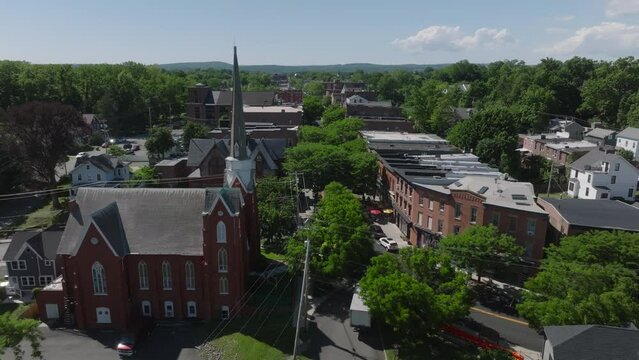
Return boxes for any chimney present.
[68,198,78,212]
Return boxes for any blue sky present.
[1,0,638,65]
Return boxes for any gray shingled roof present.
[73,154,123,173]
[187,138,284,169]
[539,198,639,232]
[91,202,130,256]
[544,325,639,360]
[186,139,226,166]
[617,127,639,141]
[570,149,636,173]
[585,127,616,139]
[58,187,243,256]
[2,230,62,261]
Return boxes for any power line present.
[199,260,280,344]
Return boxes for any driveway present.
[307,288,385,360]
[5,323,204,360]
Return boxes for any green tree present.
[437,225,524,282]
[617,149,635,163]
[518,231,639,329]
[107,145,126,157]
[347,151,378,196]
[182,121,209,150]
[303,80,325,97]
[4,102,87,207]
[286,182,373,277]
[257,176,298,252]
[0,312,43,360]
[302,96,325,124]
[284,143,350,193]
[321,104,346,126]
[360,248,471,342]
[128,165,158,187]
[145,127,175,159]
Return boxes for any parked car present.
[75,152,88,158]
[378,237,398,252]
[116,323,153,358]
[116,335,137,357]
[122,143,133,150]
[132,144,140,151]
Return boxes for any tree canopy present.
[286,182,373,277]
[145,127,175,159]
[257,176,298,253]
[2,102,86,205]
[181,121,209,151]
[0,312,43,360]
[285,118,376,195]
[517,231,639,329]
[360,248,471,341]
[321,104,346,126]
[437,225,524,282]
[301,96,325,125]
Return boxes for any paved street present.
[307,288,385,360]
[4,323,205,360]
[469,305,544,353]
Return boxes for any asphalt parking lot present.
[5,323,206,360]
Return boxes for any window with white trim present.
[164,301,174,318]
[187,301,197,318]
[138,261,149,290]
[217,221,227,243]
[92,262,107,295]
[141,300,151,317]
[219,276,229,295]
[39,275,53,286]
[221,306,230,320]
[218,248,228,273]
[162,261,172,290]
[44,260,53,267]
[11,260,26,270]
[185,261,195,290]
[20,276,35,287]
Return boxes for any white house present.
[567,148,639,201]
[616,127,639,160]
[70,154,131,186]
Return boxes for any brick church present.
[37,47,261,330]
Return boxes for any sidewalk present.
[374,221,410,248]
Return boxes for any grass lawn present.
[15,201,62,230]
[261,250,287,263]
[198,271,307,360]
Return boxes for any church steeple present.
[224,47,255,192]
[230,46,247,160]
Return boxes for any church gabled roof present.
[58,188,242,256]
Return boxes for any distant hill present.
[156,61,449,73]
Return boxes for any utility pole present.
[293,238,311,359]
[546,161,554,197]
[148,106,152,130]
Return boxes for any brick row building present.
[364,131,549,261]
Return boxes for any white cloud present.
[606,0,639,17]
[555,15,575,22]
[539,22,639,57]
[393,25,514,53]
